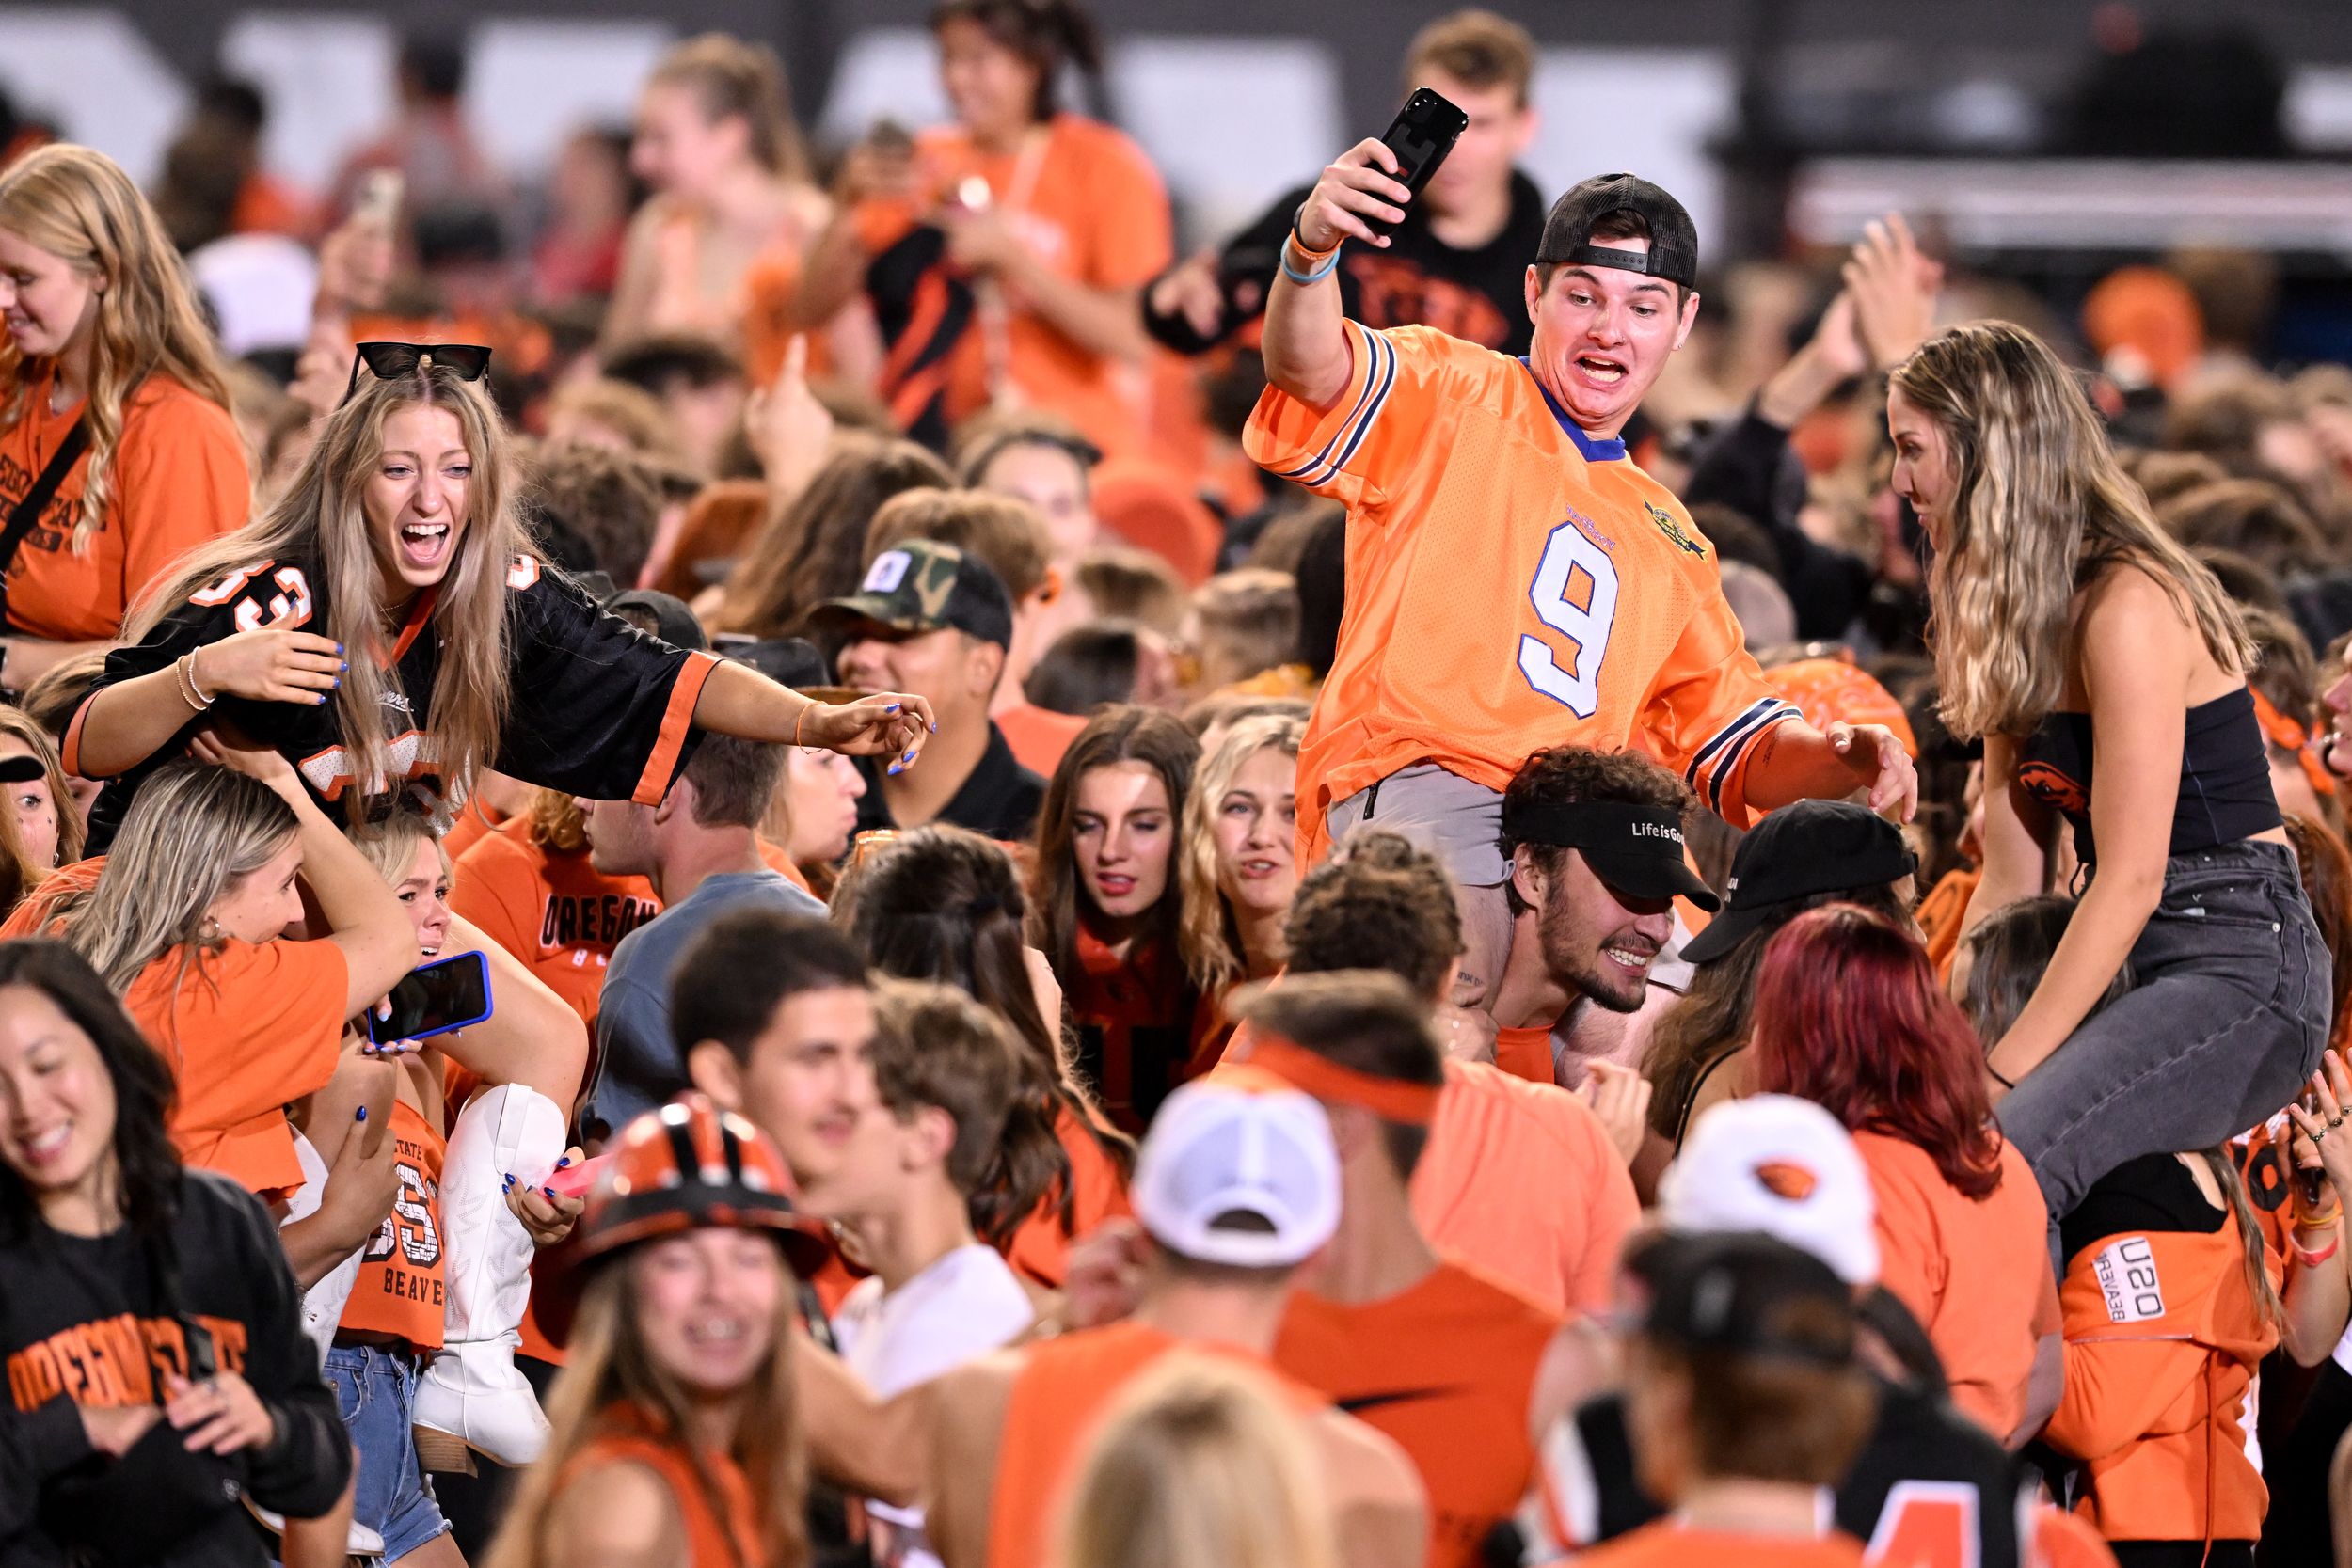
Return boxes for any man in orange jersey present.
[1486,747,1718,1085]
[1225,974,1605,1568]
[1564,1230,1877,1567]
[1284,829,1639,1316]
[923,1077,1429,1568]
[1251,155,1915,1009]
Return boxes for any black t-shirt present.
[852,720,1043,844]
[1557,1378,2028,1568]
[74,552,716,850]
[0,1170,350,1566]
[1144,170,1549,357]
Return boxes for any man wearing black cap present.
[1247,129,1914,1016]
[1572,1231,1876,1567]
[804,539,1045,843]
[1486,747,1718,1085]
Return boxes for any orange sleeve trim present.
[633,650,719,806]
[60,690,95,779]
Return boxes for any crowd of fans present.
[8,3,2352,1567]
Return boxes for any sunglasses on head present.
[344,341,493,401]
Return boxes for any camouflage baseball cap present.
[802,539,1015,649]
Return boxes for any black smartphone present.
[1366,87,1469,238]
[2302,1090,2332,1207]
[367,950,493,1045]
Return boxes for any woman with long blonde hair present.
[484,1096,810,1568]
[1055,1354,1337,1568]
[0,143,246,687]
[62,352,932,850]
[58,752,417,1207]
[1179,713,1303,1001]
[1891,319,2327,1222]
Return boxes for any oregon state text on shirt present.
[8,1312,251,1411]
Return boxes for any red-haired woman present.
[1753,903,2054,1442]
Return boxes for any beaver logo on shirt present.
[2016,760,2090,817]
[1755,1160,1820,1200]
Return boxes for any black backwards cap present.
[1500,799,1720,911]
[1537,172,1699,292]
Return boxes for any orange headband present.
[2252,688,2338,799]
[1240,1037,1442,1126]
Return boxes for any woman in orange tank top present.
[484,1097,814,1568]
[846,822,1134,1290]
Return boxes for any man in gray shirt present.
[580,729,821,1136]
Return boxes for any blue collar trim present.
[1520,357,1627,462]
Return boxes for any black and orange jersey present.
[68,552,719,850]
[1144,172,1547,358]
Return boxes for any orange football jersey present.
[1244,322,1799,863]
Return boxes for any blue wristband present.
[1280,241,1342,286]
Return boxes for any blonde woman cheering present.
[1891,320,2328,1221]
[64,348,931,850]
[0,144,246,688]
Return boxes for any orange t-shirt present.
[1244,323,1798,864]
[441,798,513,863]
[1915,865,1980,983]
[1275,1260,1559,1568]
[857,115,1172,459]
[1855,1130,2052,1437]
[565,1401,765,1568]
[1555,1522,1866,1568]
[124,938,350,1201]
[450,816,661,1028]
[1493,1023,1555,1085]
[1003,1100,1133,1289]
[996,702,1088,779]
[0,370,249,641]
[988,1321,1315,1568]
[1411,1061,1639,1317]
[1,855,103,937]
[338,1097,448,1350]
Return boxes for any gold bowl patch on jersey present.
[1645,499,1708,558]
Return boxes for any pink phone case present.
[543,1153,609,1201]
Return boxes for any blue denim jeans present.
[1997,839,2329,1221]
[324,1343,451,1563]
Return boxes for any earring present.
[197,915,222,946]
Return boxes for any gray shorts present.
[1326,764,1507,887]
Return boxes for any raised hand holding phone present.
[1294,87,1468,254]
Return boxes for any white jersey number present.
[1517,521,1621,717]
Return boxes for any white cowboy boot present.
[409,1085,564,1470]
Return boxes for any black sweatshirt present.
[0,1170,351,1566]
[1682,400,1876,641]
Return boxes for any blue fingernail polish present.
[544,1186,558,1200]
[556,1156,571,1168]
[886,703,901,713]
[930,721,938,733]
[315,693,327,705]
[334,642,344,654]
[339,660,348,672]
[886,763,903,776]
[502,1174,514,1189]
[355,1106,367,1122]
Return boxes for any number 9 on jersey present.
[1518,520,1621,718]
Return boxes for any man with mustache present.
[1486,746,1716,1085]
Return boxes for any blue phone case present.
[366,950,495,1045]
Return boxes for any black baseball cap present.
[1536,172,1699,293]
[802,539,1015,650]
[1678,799,1917,965]
[1624,1230,1858,1367]
[605,588,708,654]
[1501,800,1721,911]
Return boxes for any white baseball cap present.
[1132,1077,1341,1269]
[1659,1095,1880,1287]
